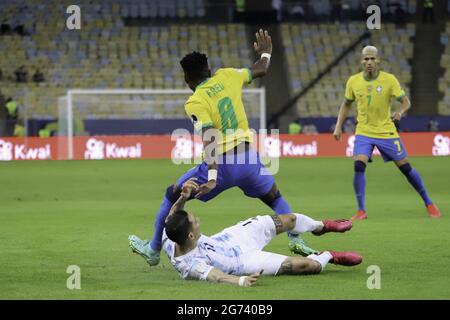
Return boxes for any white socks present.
[308,251,333,271]
[292,213,324,234]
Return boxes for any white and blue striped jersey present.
[161,215,286,280]
[161,230,245,280]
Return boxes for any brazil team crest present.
[376,85,383,94]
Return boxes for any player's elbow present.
[405,98,411,109]
[343,101,353,109]
[252,68,267,79]
[258,68,268,77]
[400,96,411,109]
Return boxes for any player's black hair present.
[180,51,209,80]
[165,210,192,246]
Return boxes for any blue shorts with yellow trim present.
[175,149,275,201]
[353,135,407,162]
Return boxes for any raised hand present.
[194,180,216,199]
[181,178,199,199]
[253,29,272,55]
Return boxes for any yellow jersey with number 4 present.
[184,68,253,154]
[345,71,406,139]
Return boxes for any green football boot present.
[288,234,319,257]
[128,235,160,266]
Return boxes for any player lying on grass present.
[333,45,441,220]
[129,179,362,287]
[137,29,317,267]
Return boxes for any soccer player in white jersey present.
[129,179,362,286]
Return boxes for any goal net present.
[58,88,266,159]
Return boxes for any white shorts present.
[212,215,288,276]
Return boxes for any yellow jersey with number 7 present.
[184,68,254,154]
[345,70,406,139]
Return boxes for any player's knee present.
[276,214,296,230]
[354,160,367,173]
[292,258,321,275]
[165,184,180,203]
[398,163,412,176]
[285,214,296,230]
[260,187,281,206]
[309,260,322,274]
[297,259,321,274]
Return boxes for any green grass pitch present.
[0,157,449,299]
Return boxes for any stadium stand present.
[0,0,250,119]
[282,0,416,21]
[438,22,450,115]
[119,0,206,19]
[0,0,441,130]
[281,23,415,117]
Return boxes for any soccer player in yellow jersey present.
[333,46,441,220]
[130,30,323,266]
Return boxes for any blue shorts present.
[176,149,275,201]
[353,135,407,162]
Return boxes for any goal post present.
[59,88,266,160]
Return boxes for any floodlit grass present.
[0,157,449,299]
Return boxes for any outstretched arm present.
[167,194,188,218]
[250,29,272,79]
[206,268,262,287]
[166,179,199,219]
